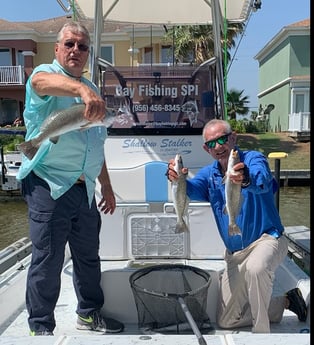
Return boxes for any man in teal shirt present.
[17,21,124,336]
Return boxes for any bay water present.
[0,186,310,251]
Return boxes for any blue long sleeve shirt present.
[17,59,107,207]
[186,147,284,252]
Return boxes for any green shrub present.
[0,134,24,152]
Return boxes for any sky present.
[1,0,310,111]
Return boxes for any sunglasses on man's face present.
[204,132,231,149]
[63,41,89,52]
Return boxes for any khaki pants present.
[216,234,288,333]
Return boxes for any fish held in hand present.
[223,149,242,236]
[171,154,189,233]
[18,103,114,160]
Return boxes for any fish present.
[171,154,190,233]
[18,103,115,160]
[223,148,242,236]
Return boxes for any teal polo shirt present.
[17,59,107,207]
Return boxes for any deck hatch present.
[128,213,188,258]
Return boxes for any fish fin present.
[228,224,242,236]
[80,122,93,129]
[49,136,59,144]
[17,141,38,160]
[175,219,189,233]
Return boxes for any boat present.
[0,148,22,192]
[0,1,310,344]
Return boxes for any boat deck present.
[0,255,310,345]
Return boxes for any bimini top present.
[73,0,253,24]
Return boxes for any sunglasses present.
[204,132,231,149]
[63,41,89,52]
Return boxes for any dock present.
[284,226,310,274]
[277,170,310,186]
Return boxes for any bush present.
[0,134,24,152]
[228,119,265,134]
[228,119,246,133]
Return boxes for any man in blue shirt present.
[166,119,307,332]
[17,21,124,336]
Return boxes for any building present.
[0,16,171,126]
[254,18,310,140]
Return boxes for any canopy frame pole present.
[91,0,104,85]
[211,0,225,119]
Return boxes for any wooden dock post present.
[268,152,288,211]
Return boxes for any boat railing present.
[0,237,32,276]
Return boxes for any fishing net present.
[129,264,212,333]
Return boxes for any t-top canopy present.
[73,0,253,25]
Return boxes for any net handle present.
[178,297,207,345]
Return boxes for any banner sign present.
[102,65,216,134]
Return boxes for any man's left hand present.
[98,185,116,214]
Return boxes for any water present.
[0,198,28,251]
[0,187,310,251]
[279,186,310,228]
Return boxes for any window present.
[17,51,24,66]
[144,47,153,64]
[161,45,174,64]
[100,46,113,64]
[292,88,309,113]
[0,48,11,66]
[295,94,305,112]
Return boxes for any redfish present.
[18,103,114,160]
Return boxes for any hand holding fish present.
[227,162,251,188]
[227,162,246,184]
[166,159,189,182]
[78,83,107,122]
[32,72,106,122]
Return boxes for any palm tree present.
[163,22,245,65]
[227,88,250,120]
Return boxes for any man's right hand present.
[165,159,188,182]
[79,84,106,122]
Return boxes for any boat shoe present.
[76,311,124,333]
[286,288,307,322]
[30,330,54,336]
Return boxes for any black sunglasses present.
[204,132,232,149]
[63,41,89,52]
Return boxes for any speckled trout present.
[223,149,242,236]
[18,103,114,160]
[172,154,190,233]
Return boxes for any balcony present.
[0,66,25,85]
[288,111,311,142]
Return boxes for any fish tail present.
[175,218,189,233]
[17,141,38,160]
[228,224,241,236]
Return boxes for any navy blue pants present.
[22,172,103,332]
